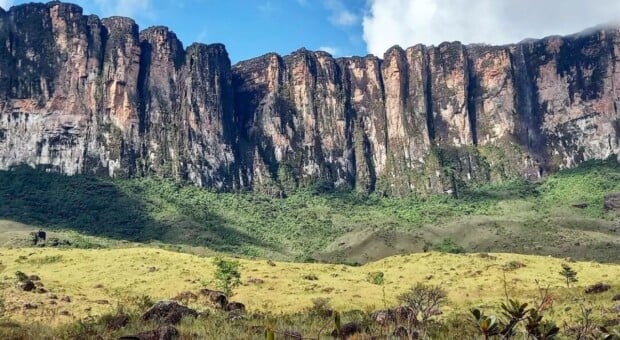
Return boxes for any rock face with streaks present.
[0,2,618,196]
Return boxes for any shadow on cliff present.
[0,166,274,253]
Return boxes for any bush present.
[308,297,333,317]
[14,271,28,282]
[397,283,448,324]
[503,261,527,271]
[366,271,384,285]
[432,239,465,254]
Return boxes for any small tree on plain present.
[559,264,578,288]
[212,257,241,296]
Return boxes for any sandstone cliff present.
[0,2,618,196]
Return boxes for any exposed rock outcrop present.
[0,2,618,196]
[141,300,198,325]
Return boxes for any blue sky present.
[3,0,620,64]
[4,0,368,63]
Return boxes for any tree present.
[559,264,578,288]
[212,257,241,296]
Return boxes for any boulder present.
[61,296,71,303]
[118,325,179,340]
[225,301,246,313]
[29,230,47,246]
[612,294,620,301]
[18,280,35,292]
[585,283,611,294]
[613,304,620,314]
[331,322,363,339]
[199,288,228,308]
[141,301,198,325]
[28,275,41,281]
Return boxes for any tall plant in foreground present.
[471,282,559,339]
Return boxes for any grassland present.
[0,160,617,338]
[0,159,618,264]
[0,247,618,338]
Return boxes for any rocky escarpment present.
[0,3,237,190]
[0,2,618,196]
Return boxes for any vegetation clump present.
[432,238,465,254]
[503,261,527,271]
[366,271,384,285]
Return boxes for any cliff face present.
[0,3,236,190]
[0,2,618,196]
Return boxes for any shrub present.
[503,261,527,271]
[432,239,465,254]
[308,297,333,317]
[15,271,28,282]
[366,271,384,285]
[397,283,447,324]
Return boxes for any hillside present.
[0,160,618,264]
[0,248,618,338]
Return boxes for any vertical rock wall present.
[0,2,617,196]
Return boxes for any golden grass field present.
[0,247,618,328]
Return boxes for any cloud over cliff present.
[363,0,620,56]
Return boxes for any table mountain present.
[0,2,617,196]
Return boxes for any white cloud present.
[93,0,153,18]
[363,0,620,56]
[0,0,13,10]
[318,46,339,55]
[325,0,358,26]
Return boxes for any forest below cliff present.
[0,159,617,264]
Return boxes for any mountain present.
[0,2,617,196]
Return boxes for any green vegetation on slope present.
[0,159,618,262]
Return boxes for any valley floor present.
[0,247,617,338]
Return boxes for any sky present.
[2,0,620,63]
